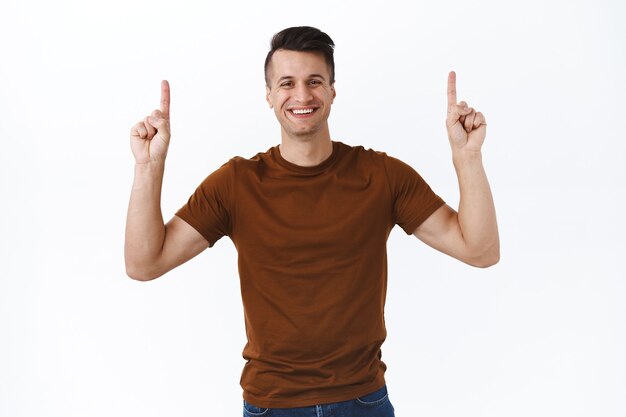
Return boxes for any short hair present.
[264,26,335,87]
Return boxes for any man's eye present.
[281,82,293,87]
[309,80,321,85]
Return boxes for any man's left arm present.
[413,71,500,268]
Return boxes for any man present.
[125,26,499,416]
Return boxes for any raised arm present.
[125,81,209,281]
[413,71,499,268]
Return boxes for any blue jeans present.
[243,384,395,417]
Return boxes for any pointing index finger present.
[160,80,170,118]
[447,71,457,107]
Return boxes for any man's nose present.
[293,83,313,102]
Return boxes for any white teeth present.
[292,108,314,114]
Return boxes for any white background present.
[1,0,624,416]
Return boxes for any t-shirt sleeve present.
[382,154,445,235]
[175,160,233,247]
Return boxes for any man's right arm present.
[124,81,209,281]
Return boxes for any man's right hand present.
[130,80,171,164]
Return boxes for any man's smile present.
[287,107,319,118]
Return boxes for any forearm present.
[453,150,500,265]
[124,161,167,279]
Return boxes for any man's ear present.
[331,83,336,103]
[266,85,273,108]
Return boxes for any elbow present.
[124,246,167,281]
[469,253,500,268]
[466,243,500,269]
[125,261,163,282]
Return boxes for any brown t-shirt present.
[176,141,445,408]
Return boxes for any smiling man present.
[266,48,335,147]
[125,26,499,416]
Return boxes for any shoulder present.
[224,145,278,173]
[193,148,273,187]
[334,141,392,167]
[336,142,420,179]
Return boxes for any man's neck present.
[279,131,333,167]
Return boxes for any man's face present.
[265,49,336,140]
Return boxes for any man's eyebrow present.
[277,74,327,82]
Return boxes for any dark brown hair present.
[264,26,335,87]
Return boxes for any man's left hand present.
[446,71,487,153]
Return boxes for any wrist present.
[135,159,166,170]
[134,160,166,182]
[452,148,483,167]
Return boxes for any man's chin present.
[280,125,322,140]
